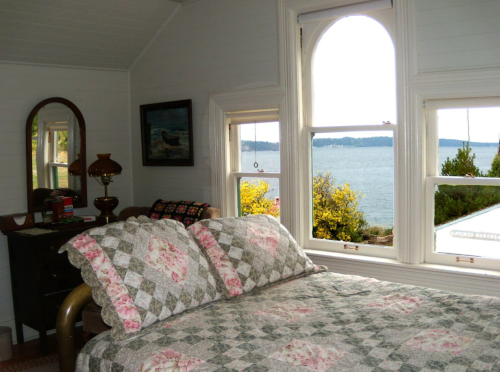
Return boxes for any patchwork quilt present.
[78,272,500,372]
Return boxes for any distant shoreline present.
[241,138,498,151]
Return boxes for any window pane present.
[312,131,394,245]
[52,166,69,189]
[313,16,396,127]
[237,177,280,219]
[434,184,500,259]
[239,122,280,172]
[56,131,68,163]
[57,167,68,188]
[437,108,500,176]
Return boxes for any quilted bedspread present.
[77,272,500,372]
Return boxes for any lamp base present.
[94,196,119,224]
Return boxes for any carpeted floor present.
[1,354,59,372]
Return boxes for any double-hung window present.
[35,103,75,190]
[47,124,69,189]
[425,98,500,270]
[226,110,281,218]
[300,4,397,258]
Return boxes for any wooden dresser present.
[5,223,101,355]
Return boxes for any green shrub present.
[312,172,366,242]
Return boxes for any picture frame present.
[140,99,194,166]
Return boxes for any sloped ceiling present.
[0,0,181,70]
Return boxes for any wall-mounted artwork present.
[140,99,194,166]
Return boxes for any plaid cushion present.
[149,200,210,227]
[60,216,222,340]
[188,214,320,298]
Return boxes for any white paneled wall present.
[416,0,500,73]
[0,62,132,343]
[1,0,500,344]
[0,0,179,69]
[130,0,279,208]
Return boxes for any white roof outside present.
[436,203,500,259]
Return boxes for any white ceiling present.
[0,0,181,70]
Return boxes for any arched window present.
[302,11,397,258]
[313,16,396,127]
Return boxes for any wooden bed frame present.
[57,283,93,372]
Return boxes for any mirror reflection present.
[31,103,82,209]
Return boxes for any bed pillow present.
[188,214,322,297]
[60,216,223,340]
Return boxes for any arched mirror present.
[26,97,87,213]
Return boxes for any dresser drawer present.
[36,236,75,262]
[41,258,82,294]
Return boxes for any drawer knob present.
[49,246,56,251]
[52,273,58,279]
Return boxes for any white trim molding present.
[307,250,500,297]
[208,87,286,216]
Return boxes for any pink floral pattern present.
[189,223,243,297]
[70,234,142,333]
[139,348,204,372]
[146,236,189,285]
[270,339,346,372]
[162,313,196,329]
[368,294,423,314]
[405,329,474,356]
[254,304,316,322]
[246,222,280,257]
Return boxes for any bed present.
[60,270,500,372]
[57,216,500,372]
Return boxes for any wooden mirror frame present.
[26,97,87,213]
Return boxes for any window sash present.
[425,98,500,270]
[228,114,281,218]
[49,163,68,189]
[424,178,500,270]
[302,126,397,259]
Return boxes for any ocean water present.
[241,146,498,227]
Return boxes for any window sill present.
[304,248,500,280]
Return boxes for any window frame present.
[46,124,69,189]
[300,8,398,259]
[226,110,281,218]
[424,97,500,270]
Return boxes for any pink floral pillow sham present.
[60,216,222,340]
[188,214,323,298]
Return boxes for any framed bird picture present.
[140,99,194,166]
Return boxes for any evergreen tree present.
[441,143,482,177]
[435,143,500,225]
[488,153,500,178]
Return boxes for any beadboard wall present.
[415,0,500,73]
[0,62,132,343]
[1,0,500,344]
[130,0,279,207]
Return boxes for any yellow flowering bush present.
[240,180,280,218]
[312,172,366,242]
